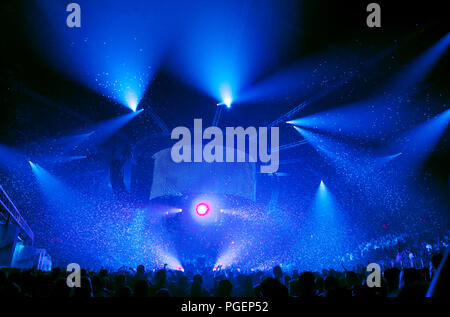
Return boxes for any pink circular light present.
[195,202,210,216]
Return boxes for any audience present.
[0,233,448,297]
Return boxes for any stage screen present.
[150,147,256,201]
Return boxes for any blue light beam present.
[389,32,450,93]
[387,108,450,170]
[28,161,79,214]
[30,0,169,111]
[75,109,143,152]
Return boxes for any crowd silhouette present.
[0,249,447,297]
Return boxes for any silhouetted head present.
[115,274,126,288]
[155,288,171,297]
[137,265,145,275]
[258,277,289,297]
[99,269,108,278]
[402,268,422,285]
[155,269,167,286]
[431,253,444,270]
[73,277,93,298]
[384,268,400,289]
[91,275,105,294]
[217,279,233,297]
[193,274,202,285]
[297,271,316,297]
[51,267,62,279]
[273,266,283,280]
[345,271,360,288]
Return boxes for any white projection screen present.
[150,147,256,201]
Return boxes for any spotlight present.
[219,83,233,108]
[217,100,232,108]
[195,202,210,216]
[223,97,232,108]
[125,91,138,112]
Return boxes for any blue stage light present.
[286,97,412,141]
[72,110,143,152]
[125,90,139,112]
[166,1,299,109]
[319,180,325,189]
[286,34,450,141]
[375,152,403,168]
[217,97,232,108]
[312,180,346,255]
[291,126,361,165]
[220,83,233,108]
[316,180,334,214]
[224,99,232,108]
[30,0,169,112]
